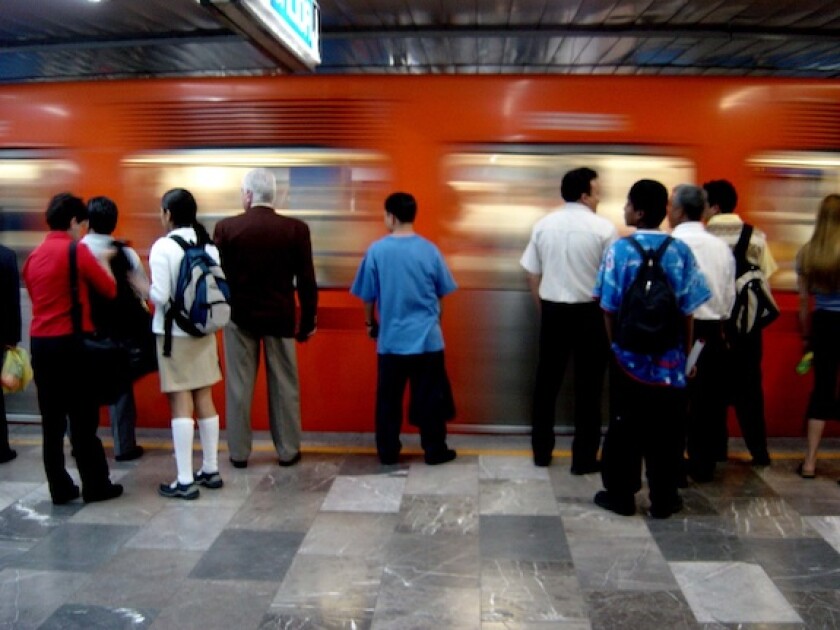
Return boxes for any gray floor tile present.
[384,531,480,589]
[322,475,406,513]
[0,431,837,630]
[568,536,678,591]
[397,494,478,536]
[10,522,139,571]
[0,498,83,543]
[670,561,802,624]
[259,611,373,629]
[481,559,587,624]
[227,486,327,532]
[480,479,559,516]
[299,512,398,559]
[479,515,570,562]
[39,602,157,629]
[742,538,840,591]
[782,589,840,629]
[148,578,278,630]
[584,591,699,629]
[72,549,204,610]
[270,554,382,617]
[124,505,237,551]
[372,572,480,630]
[0,568,92,628]
[404,462,479,496]
[189,529,304,581]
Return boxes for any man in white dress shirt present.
[521,167,618,471]
[669,184,735,482]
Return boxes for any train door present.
[440,146,695,431]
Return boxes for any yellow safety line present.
[8,437,831,461]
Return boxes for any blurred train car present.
[1,75,839,437]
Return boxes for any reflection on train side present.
[122,149,390,287]
[0,154,77,267]
[442,149,695,289]
[747,152,840,290]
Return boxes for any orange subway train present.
[1,75,838,437]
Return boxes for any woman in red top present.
[23,193,123,505]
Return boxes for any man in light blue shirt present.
[351,192,457,465]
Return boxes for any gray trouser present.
[108,387,137,457]
[224,321,301,462]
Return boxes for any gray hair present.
[242,168,277,206]
[672,184,707,221]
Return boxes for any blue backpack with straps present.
[163,235,231,357]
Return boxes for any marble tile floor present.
[2,427,840,628]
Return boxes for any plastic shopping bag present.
[1,347,33,394]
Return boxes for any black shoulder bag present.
[69,242,131,406]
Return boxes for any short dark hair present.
[628,179,668,228]
[384,192,417,223]
[560,167,597,203]
[703,179,738,214]
[87,196,118,235]
[46,192,87,231]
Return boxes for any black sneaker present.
[278,453,302,467]
[115,445,144,462]
[593,490,636,516]
[52,485,81,505]
[194,470,224,489]
[649,496,684,519]
[0,449,17,464]
[425,449,457,465]
[83,483,124,504]
[229,457,248,469]
[158,481,199,500]
[571,461,601,475]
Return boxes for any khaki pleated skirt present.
[156,334,222,393]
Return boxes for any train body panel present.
[1,75,838,435]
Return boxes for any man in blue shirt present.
[351,192,458,465]
[593,179,711,518]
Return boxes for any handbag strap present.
[68,241,84,339]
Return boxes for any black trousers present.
[531,301,608,466]
[601,362,686,508]
[31,336,112,499]
[686,321,728,478]
[723,331,770,460]
[0,349,11,453]
[375,351,453,462]
[807,310,840,419]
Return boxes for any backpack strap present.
[626,234,672,262]
[733,224,753,276]
[68,242,83,339]
[162,234,191,358]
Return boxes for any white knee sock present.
[171,418,195,485]
[197,415,219,474]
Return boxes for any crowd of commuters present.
[1,166,836,517]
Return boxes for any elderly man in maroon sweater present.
[214,168,318,468]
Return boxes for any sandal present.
[796,463,816,479]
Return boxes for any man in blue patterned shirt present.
[592,179,711,519]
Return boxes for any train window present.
[442,149,695,289]
[122,149,389,287]
[747,152,840,291]
[0,154,77,264]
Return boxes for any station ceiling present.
[2,0,839,82]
